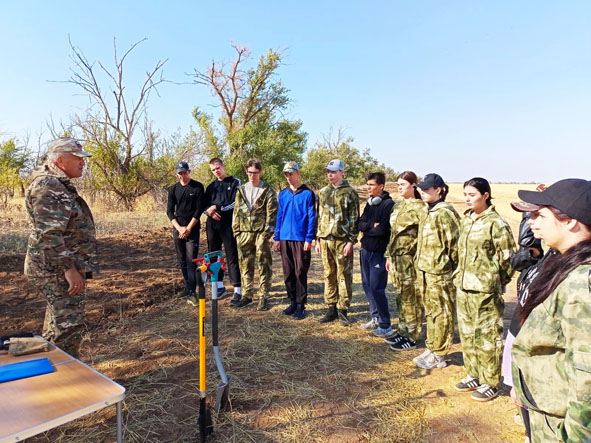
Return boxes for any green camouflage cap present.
[48,138,91,157]
[283,161,300,173]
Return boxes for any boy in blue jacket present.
[274,162,317,319]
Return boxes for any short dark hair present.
[246,158,262,170]
[464,177,492,206]
[365,172,386,186]
[209,157,224,165]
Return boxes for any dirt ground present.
[0,184,531,442]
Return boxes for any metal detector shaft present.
[211,281,229,385]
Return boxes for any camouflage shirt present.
[385,198,427,258]
[415,201,460,274]
[232,181,278,235]
[24,162,97,277]
[454,205,516,292]
[316,179,359,244]
[512,264,591,441]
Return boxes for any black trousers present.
[280,240,311,305]
[206,219,241,287]
[173,227,200,293]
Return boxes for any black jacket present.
[204,176,241,225]
[167,179,205,227]
[358,191,395,253]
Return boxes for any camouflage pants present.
[28,274,86,355]
[320,238,353,310]
[390,254,422,341]
[456,288,504,387]
[236,231,273,300]
[528,410,564,443]
[416,270,455,356]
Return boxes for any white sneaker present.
[412,349,432,364]
[416,352,447,369]
[372,326,394,337]
[360,317,379,330]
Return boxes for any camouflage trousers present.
[456,288,504,387]
[236,231,273,300]
[28,274,86,356]
[416,270,455,356]
[528,410,565,443]
[319,238,353,310]
[390,254,422,341]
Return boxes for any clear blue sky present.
[1,1,590,182]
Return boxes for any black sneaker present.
[471,384,498,402]
[292,304,306,320]
[215,286,227,299]
[236,297,253,308]
[177,288,189,299]
[229,292,242,307]
[384,334,403,345]
[389,336,417,351]
[283,301,297,315]
[455,376,480,392]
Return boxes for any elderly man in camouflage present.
[24,137,97,357]
[315,159,359,326]
[232,159,278,311]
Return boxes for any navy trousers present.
[360,248,391,329]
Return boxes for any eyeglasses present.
[246,170,260,175]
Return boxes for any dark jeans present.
[360,248,391,329]
[206,219,241,287]
[280,240,311,305]
[173,227,200,293]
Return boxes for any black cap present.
[416,173,445,190]
[518,179,591,225]
[175,161,190,173]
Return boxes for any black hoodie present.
[358,191,395,253]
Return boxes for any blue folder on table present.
[0,358,54,383]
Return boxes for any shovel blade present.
[215,375,232,412]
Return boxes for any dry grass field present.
[0,182,542,442]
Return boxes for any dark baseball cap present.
[175,161,190,173]
[416,173,445,190]
[518,178,591,225]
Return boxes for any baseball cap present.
[175,161,190,173]
[325,159,344,171]
[517,179,591,225]
[416,173,445,190]
[283,161,300,173]
[48,138,91,157]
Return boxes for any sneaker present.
[229,292,242,307]
[338,310,353,326]
[215,286,227,299]
[360,317,379,330]
[372,326,394,338]
[389,336,417,351]
[257,297,269,311]
[413,349,433,364]
[292,304,306,320]
[236,297,253,308]
[283,301,297,315]
[455,375,481,392]
[384,334,404,345]
[416,352,447,369]
[186,295,198,307]
[471,384,499,402]
[177,288,189,299]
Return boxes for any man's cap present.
[517,178,591,225]
[283,161,300,173]
[416,173,445,190]
[510,201,540,213]
[48,138,91,157]
[175,161,190,173]
[325,159,344,171]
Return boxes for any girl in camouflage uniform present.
[454,178,516,402]
[385,171,427,351]
[413,173,460,370]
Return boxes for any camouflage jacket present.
[316,179,359,244]
[385,198,427,258]
[415,201,460,274]
[512,264,591,441]
[24,163,97,277]
[454,205,516,293]
[232,181,277,235]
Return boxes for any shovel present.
[196,270,213,441]
[204,251,232,412]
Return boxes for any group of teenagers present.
[168,156,591,443]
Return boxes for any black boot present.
[319,304,338,323]
[338,309,352,326]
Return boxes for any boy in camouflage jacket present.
[232,159,278,310]
[315,159,359,325]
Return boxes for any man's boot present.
[319,304,338,323]
[338,309,352,326]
